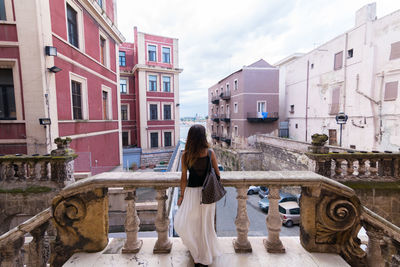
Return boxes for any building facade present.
[0,0,125,175]
[119,27,182,152]
[277,3,400,151]
[208,59,279,147]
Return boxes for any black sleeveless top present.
[187,155,209,187]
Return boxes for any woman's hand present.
[177,195,184,206]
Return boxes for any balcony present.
[220,135,231,145]
[247,112,279,123]
[220,91,231,100]
[211,113,220,122]
[211,132,220,140]
[1,171,399,266]
[211,96,220,104]
[219,113,230,122]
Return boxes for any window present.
[149,75,157,91]
[384,81,398,101]
[102,91,108,120]
[329,87,340,114]
[71,80,82,120]
[221,105,224,114]
[226,104,229,116]
[162,47,171,63]
[234,126,238,136]
[334,51,343,70]
[310,63,314,69]
[226,83,230,93]
[163,76,171,92]
[97,0,103,8]
[100,36,106,65]
[121,105,128,120]
[119,51,126,66]
[234,102,238,113]
[257,101,266,113]
[347,49,353,58]
[150,132,158,148]
[67,4,79,48]
[164,104,171,120]
[148,45,156,62]
[120,79,127,94]
[150,104,158,120]
[234,79,238,90]
[164,132,172,147]
[390,41,400,60]
[0,69,15,120]
[289,208,300,215]
[0,0,6,20]
[290,105,294,113]
[122,131,129,147]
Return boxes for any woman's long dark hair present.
[184,124,209,168]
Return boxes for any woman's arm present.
[178,153,187,206]
[210,150,221,177]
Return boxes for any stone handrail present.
[307,152,400,181]
[0,171,399,266]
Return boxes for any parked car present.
[278,201,300,227]
[218,164,224,171]
[258,192,298,213]
[258,186,269,198]
[247,186,260,195]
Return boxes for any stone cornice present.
[132,64,183,74]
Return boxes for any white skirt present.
[174,187,222,265]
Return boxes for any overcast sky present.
[117,0,400,118]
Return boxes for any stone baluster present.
[233,186,252,253]
[358,159,367,177]
[346,159,355,176]
[369,159,378,177]
[122,188,142,254]
[4,161,14,181]
[334,159,343,178]
[394,157,399,178]
[39,161,49,181]
[153,187,172,253]
[14,161,26,181]
[0,161,4,181]
[27,222,49,267]
[26,161,36,180]
[381,158,393,177]
[0,237,24,267]
[264,186,285,253]
[365,224,384,267]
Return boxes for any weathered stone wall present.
[140,150,173,167]
[213,148,263,171]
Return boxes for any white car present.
[247,186,260,195]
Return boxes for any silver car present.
[278,201,300,227]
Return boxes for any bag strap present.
[207,149,213,173]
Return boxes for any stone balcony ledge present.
[64,237,349,267]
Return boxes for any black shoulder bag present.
[201,150,226,204]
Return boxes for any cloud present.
[117,0,400,117]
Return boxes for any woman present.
[174,124,222,267]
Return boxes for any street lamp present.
[335,112,348,147]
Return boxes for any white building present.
[277,3,400,151]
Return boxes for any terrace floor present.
[64,236,349,267]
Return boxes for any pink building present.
[119,27,182,152]
[208,59,279,147]
[0,0,125,175]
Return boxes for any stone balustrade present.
[0,171,399,267]
[307,151,400,182]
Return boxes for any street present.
[216,187,299,237]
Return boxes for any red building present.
[0,0,125,175]
[119,27,182,153]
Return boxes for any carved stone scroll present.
[122,188,142,254]
[264,186,285,253]
[233,186,252,253]
[153,188,172,254]
[50,188,109,267]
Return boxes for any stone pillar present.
[0,237,24,267]
[50,137,76,186]
[122,188,142,254]
[264,186,285,253]
[233,186,252,253]
[153,188,172,254]
[365,224,384,267]
[28,222,49,267]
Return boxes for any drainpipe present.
[305,60,309,142]
[378,71,384,143]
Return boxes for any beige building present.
[277,3,400,151]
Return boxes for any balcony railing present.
[220,134,232,145]
[220,91,231,100]
[219,113,231,122]
[247,112,279,122]
[211,96,220,104]
[211,113,220,122]
[211,132,220,140]
[1,171,399,266]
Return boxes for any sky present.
[117,0,400,118]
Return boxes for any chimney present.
[355,2,377,27]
